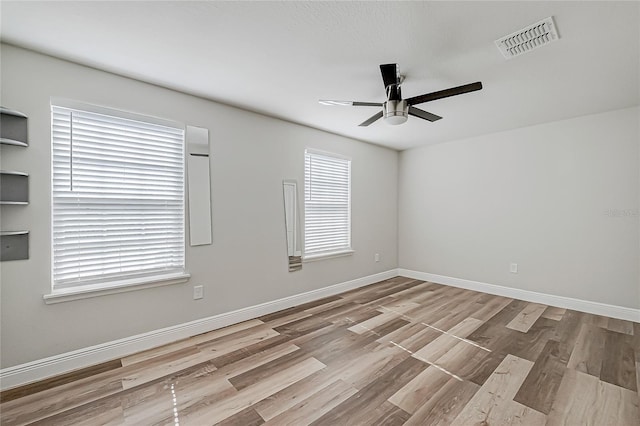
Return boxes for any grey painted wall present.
[0,45,399,367]
[2,43,638,370]
[399,107,640,309]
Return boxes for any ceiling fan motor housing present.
[383,100,408,125]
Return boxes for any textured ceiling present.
[1,1,639,150]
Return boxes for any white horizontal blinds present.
[304,150,351,256]
[52,105,185,289]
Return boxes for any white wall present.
[0,45,398,368]
[399,107,640,309]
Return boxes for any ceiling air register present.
[495,17,560,59]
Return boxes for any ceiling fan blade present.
[380,63,399,88]
[406,82,483,106]
[319,100,382,107]
[359,111,383,127]
[353,101,383,107]
[408,106,442,122]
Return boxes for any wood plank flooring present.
[1,276,639,425]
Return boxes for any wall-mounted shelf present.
[1,108,30,260]
[0,231,29,261]
[0,107,28,147]
[0,171,29,204]
[0,139,28,147]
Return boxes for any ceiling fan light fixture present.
[383,100,408,125]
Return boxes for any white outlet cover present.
[510,263,518,273]
[193,285,204,299]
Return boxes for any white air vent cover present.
[495,17,559,59]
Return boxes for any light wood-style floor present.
[1,276,639,425]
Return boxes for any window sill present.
[43,272,191,304]
[303,249,354,263]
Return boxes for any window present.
[51,102,186,293]
[304,149,351,258]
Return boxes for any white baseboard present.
[398,269,640,323]
[0,269,398,391]
[4,268,637,391]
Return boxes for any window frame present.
[303,148,353,261]
[45,99,189,303]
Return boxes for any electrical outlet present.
[193,285,204,300]
[374,253,380,262]
[510,263,518,274]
